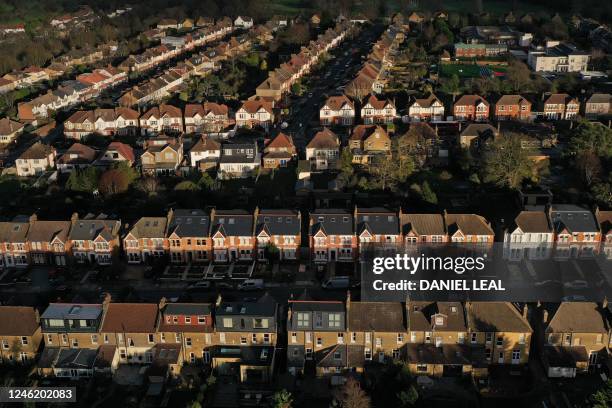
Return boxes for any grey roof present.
[41,303,103,320]
[407,302,467,332]
[216,294,277,317]
[587,93,611,104]
[69,216,120,241]
[256,209,300,236]
[550,205,599,233]
[310,209,354,236]
[355,208,399,235]
[211,345,274,366]
[211,210,253,237]
[168,209,210,238]
[163,303,212,315]
[290,300,345,313]
[39,347,98,370]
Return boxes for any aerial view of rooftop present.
[0,0,610,407]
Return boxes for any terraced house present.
[309,209,357,262]
[166,209,212,263]
[444,212,495,245]
[123,214,170,263]
[64,107,139,140]
[0,216,30,268]
[0,306,42,364]
[210,209,255,262]
[400,212,448,245]
[69,213,121,265]
[213,295,278,383]
[41,303,105,351]
[157,300,214,365]
[255,208,301,260]
[550,204,601,257]
[504,209,554,260]
[27,217,71,266]
[354,207,400,255]
[540,302,610,378]
[287,295,347,376]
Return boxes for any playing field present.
[440,63,508,79]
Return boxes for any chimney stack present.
[522,304,528,319]
[159,297,167,311]
[542,309,548,323]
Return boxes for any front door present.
[498,351,504,364]
[589,352,598,367]
[330,250,336,261]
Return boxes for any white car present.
[188,281,211,290]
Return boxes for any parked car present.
[188,281,211,290]
[238,279,264,291]
[322,276,350,289]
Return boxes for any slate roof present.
[256,209,300,236]
[101,303,158,333]
[406,343,485,366]
[167,209,210,238]
[407,301,467,331]
[216,294,277,317]
[348,302,405,332]
[211,209,253,237]
[550,205,599,233]
[69,214,120,241]
[0,306,39,336]
[466,302,532,333]
[38,347,98,370]
[310,209,354,236]
[355,207,399,235]
[163,303,212,316]
[289,300,345,313]
[401,213,446,236]
[546,302,609,333]
[211,345,274,366]
[41,303,103,320]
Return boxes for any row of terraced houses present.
[1,206,610,269]
[1,296,611,383]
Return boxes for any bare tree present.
[333,378,371,408]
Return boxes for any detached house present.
[504,210,554,261]
[0,117,24,144]
[320,95,355,126]
[550,205,600,257]
[408,94,445,121]
[123,215,170,263]
[360,94,396,124]
[184,102,230,133]
[96,141,135,168]
[236,100,274,130]
[453,95,490,121]
[27,218,71,266]
[543,94,579,120]
[263,133,297,168]
[540,302,610,377]
[57,143,97,173]
[210,209,255,262]
[189,136,221,171]
[255,209,301,260]
[16,142,56,177]
[213,295,278,383]
[0,306,42,364]
[459,123,498,150]
[167,209,212,263]
[287,296,347,376]
[309,209,357,262]
[584,93,611,119]
[139,104,184,136]
[0,218,30,268]
[141,135,184,176]
[495,95,532,121]
[218,139,260,179]
[234,16,254,28]
[69,213,121,265]
[306,128,340,171]
[349,125,391,165]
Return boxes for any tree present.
[174,180,199,191]
[66,167,100,193]
[333,378,370,408]
[271,389,293,408]
[575,151,602,186]
[264,242,280,263]
[588,379,612,408]
[198,173,215,190]
[440,74,461,101]
[568,121,612,159]
[505,60,532,93]
[98,169,130,195]
[280,23,310,46]
[421,181,438,205]
[138,176,160,195]
[397,385,419,408]
[481,135,537,190]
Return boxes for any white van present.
[321,276,350,289]
[238,279,264,291]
